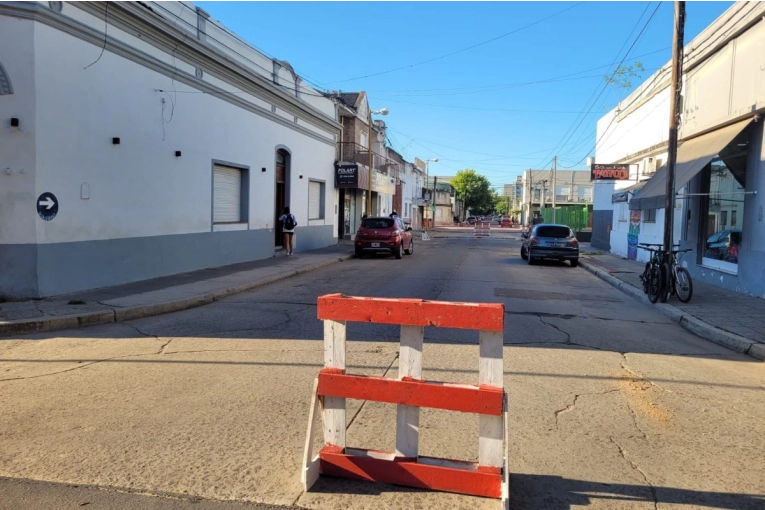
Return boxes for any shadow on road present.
[308,473,765,510]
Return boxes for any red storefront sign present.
[591,164,630,180]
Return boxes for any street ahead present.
[1,235,763,510]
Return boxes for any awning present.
[612,181,646,203]
[629,118,752,210]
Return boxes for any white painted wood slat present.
[396,325,424,458]
[479,329,504,468]
[323,319,346,447]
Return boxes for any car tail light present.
[530,237,540,245]
[570,238,579,247]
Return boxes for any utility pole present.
[664,1,685,257]
[433,176,438,226]
[552,156,557,223]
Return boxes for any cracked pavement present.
[0,237,764,510]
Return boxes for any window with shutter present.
[214,165,242,223]
[308,180,323,219]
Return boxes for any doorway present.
[275,149,289,247]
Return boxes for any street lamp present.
[425,158,438,231]
[367,107,389,216]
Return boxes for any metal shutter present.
[309,181,321,219]
[213,165,241,223]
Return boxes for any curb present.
[0,254,353,339]
[579,258,763,361]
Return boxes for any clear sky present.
[194,1,733,191]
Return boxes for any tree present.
[493,191,509,215]
[450,169,493,219]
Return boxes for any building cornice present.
[0,1,341,145]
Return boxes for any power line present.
[534,2,662,168]
[326,2,585,84]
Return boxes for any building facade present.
[328,91,401,239]
[593,1,765,297]
[0,1,341,298]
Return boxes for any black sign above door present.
[335,164,359,188]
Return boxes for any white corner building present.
[0,1,341,298]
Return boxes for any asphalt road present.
[1,236,763,510]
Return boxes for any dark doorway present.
[275,149,288,247]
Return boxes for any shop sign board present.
[591,164,630,180]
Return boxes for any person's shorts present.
[283,231,294,236]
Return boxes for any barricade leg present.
[323,320,347,448]
[396,325,424,458]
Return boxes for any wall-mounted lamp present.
[10,118,19,127]
[262,167,266,172]
[112,137,120,145]
[175,150,182,157]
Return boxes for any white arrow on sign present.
[39,197,55,209]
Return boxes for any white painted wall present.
[0,17,37,245]
[11,18,337,244]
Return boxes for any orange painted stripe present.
[318,370,503,416]
[317,294,504,331]
[319,446,502,498]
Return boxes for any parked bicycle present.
[638,244,694,304]
[662,247,693,303]
[638,243,665,303]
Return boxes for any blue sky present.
[195,1,733,191]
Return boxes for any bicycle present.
[662,248,694,303]
[638,244,665,303]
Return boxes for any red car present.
[354,216,414,259]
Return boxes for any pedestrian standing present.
[279,206,297,256]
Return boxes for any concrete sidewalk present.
[579,248,765,361]
[0,243,354,338]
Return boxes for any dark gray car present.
[520,223,579,267]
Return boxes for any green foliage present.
[604,62,645,90]
[450,169,494,217]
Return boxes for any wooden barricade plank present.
[479,330,504,468]
[323,319,346,447]
[318,370,504,415]
[317,294,503,332]
[396,325,423,459]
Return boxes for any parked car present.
[705,229,742,261]
[466,216,477,224]
[520,223,579,266]
[355,216,414,259]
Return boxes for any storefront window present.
[701,128,750,273]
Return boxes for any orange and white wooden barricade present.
[302,294,508,508]
[474,220,491,238]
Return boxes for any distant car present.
[520,223,579,267]
[355,216,414,259]
[467,216,477,224]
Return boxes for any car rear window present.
[536,226,572,238]
[362,218,394,229]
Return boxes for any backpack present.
[284,214,296,230]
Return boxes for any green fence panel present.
[540,206,588,231]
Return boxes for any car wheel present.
[405,240,414,255]
[395,243,403,259]
[354,248,363,258]
[570,259,579,267]
[520,246,528,260]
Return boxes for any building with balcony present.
[326,91,399,239]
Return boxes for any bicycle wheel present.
[647,265,662,303]
[659,262,671,303]
[674,267,693,303]
[641,262,651,294]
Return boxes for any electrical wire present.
[84,2,108,69]
[326,2,585,84]
[534,2,662,168]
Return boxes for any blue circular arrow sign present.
[37,192,58,221]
